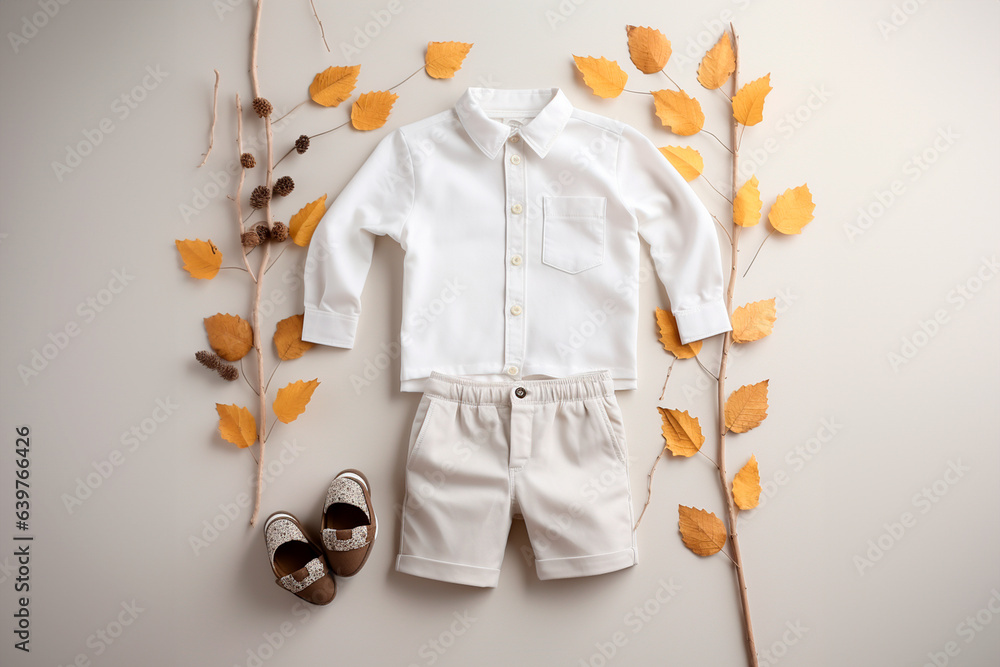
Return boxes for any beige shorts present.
[396,371,638,587]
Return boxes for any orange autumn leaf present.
[273,379,320,424]
[351,91,398,131]
[658,408,705,457]
[288,194,328,247]
[626,25,671,74]
[652,89,705,136]
[697,32,736,90]
[655,307,702,359]
[725,380,770,433]
[733,175,762,227]
[733,455,761,510]
[768,184,816,235]
[175,239,221,280]
[204,313,253,361]
[658,146,703,182]
[425,41,473,79]
[732,74,772,126]
[273,314,314,360]
[309,65,360,107]
[573,55,628,98]
[678,505,727,556]
[216,403,257,448]
[731,298,777,344]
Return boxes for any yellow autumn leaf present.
[573,55,628,98]
[725,380,770,433]
[697,32,736,90]
[655,307,702,359]
[309,65,360,107]
[658,408,705,457]
[732,74,772,126]
[273,379,320,424]
[216,403,257,448]
[175,239,221,280]
[626,25,671,74]
[731,298,777,344]
[678,505,727,556]
[652,89,705,136]
[288,194,328,247]
[733,175,762,227]
[658,146,703,182]
[425,41,473,79]
[273,314,314,360]
[733,455,761,510]
[204,313,253,361]
[351,91,398,131]
[768,184,816,235]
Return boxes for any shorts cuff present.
[534,548,637,581]
[396,554,500,588]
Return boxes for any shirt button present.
[509,154,521,165]
[510,203,523,214]
[510,304,522,316]
[507,366,519,376]
[514,387,527,398]
[509,134,520,143]
[510,255,522,266]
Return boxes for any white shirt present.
[302,87,731,391]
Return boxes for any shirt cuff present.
[674,300,733,345]
[301,307,358,348]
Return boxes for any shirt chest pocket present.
[541,196,607,274]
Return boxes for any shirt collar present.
[455,87,573,159]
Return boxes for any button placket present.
[502,127,527,380]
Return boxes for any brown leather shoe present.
[321,469,377,577]
[264,512,336,605]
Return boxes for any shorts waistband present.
[424,371,615,405]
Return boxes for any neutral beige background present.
[2,1,998,665]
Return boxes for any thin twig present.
[248,0,274,527]
[240,357,259,396]
[248,446,259,465]
[703,128,734,154]
[265,419,278,443]
[697,448,721,471]
[659,358,676,401]
[272,99,307,124]
[264,359,282,394]
[218,266,249,272]
[623,88,652,95]
[307,0,330,52]
[742,228,775,278]
[198,69,221,167]
[633,447,666,531]
[695,354,719,380]
[310,119,350,141]
[263,242,288,275]
[388,64,425,92]
[235,94,257,281]
[703,175,734,205]
[712,213,733,243]
[661,70,682,92]
[716,87,733,103]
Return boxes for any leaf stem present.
[742,229,775,278]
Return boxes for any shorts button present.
[514,387,527,398]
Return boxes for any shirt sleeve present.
[617,124,732,345]
[301,128,414,348]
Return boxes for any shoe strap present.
[323,525,373,552]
